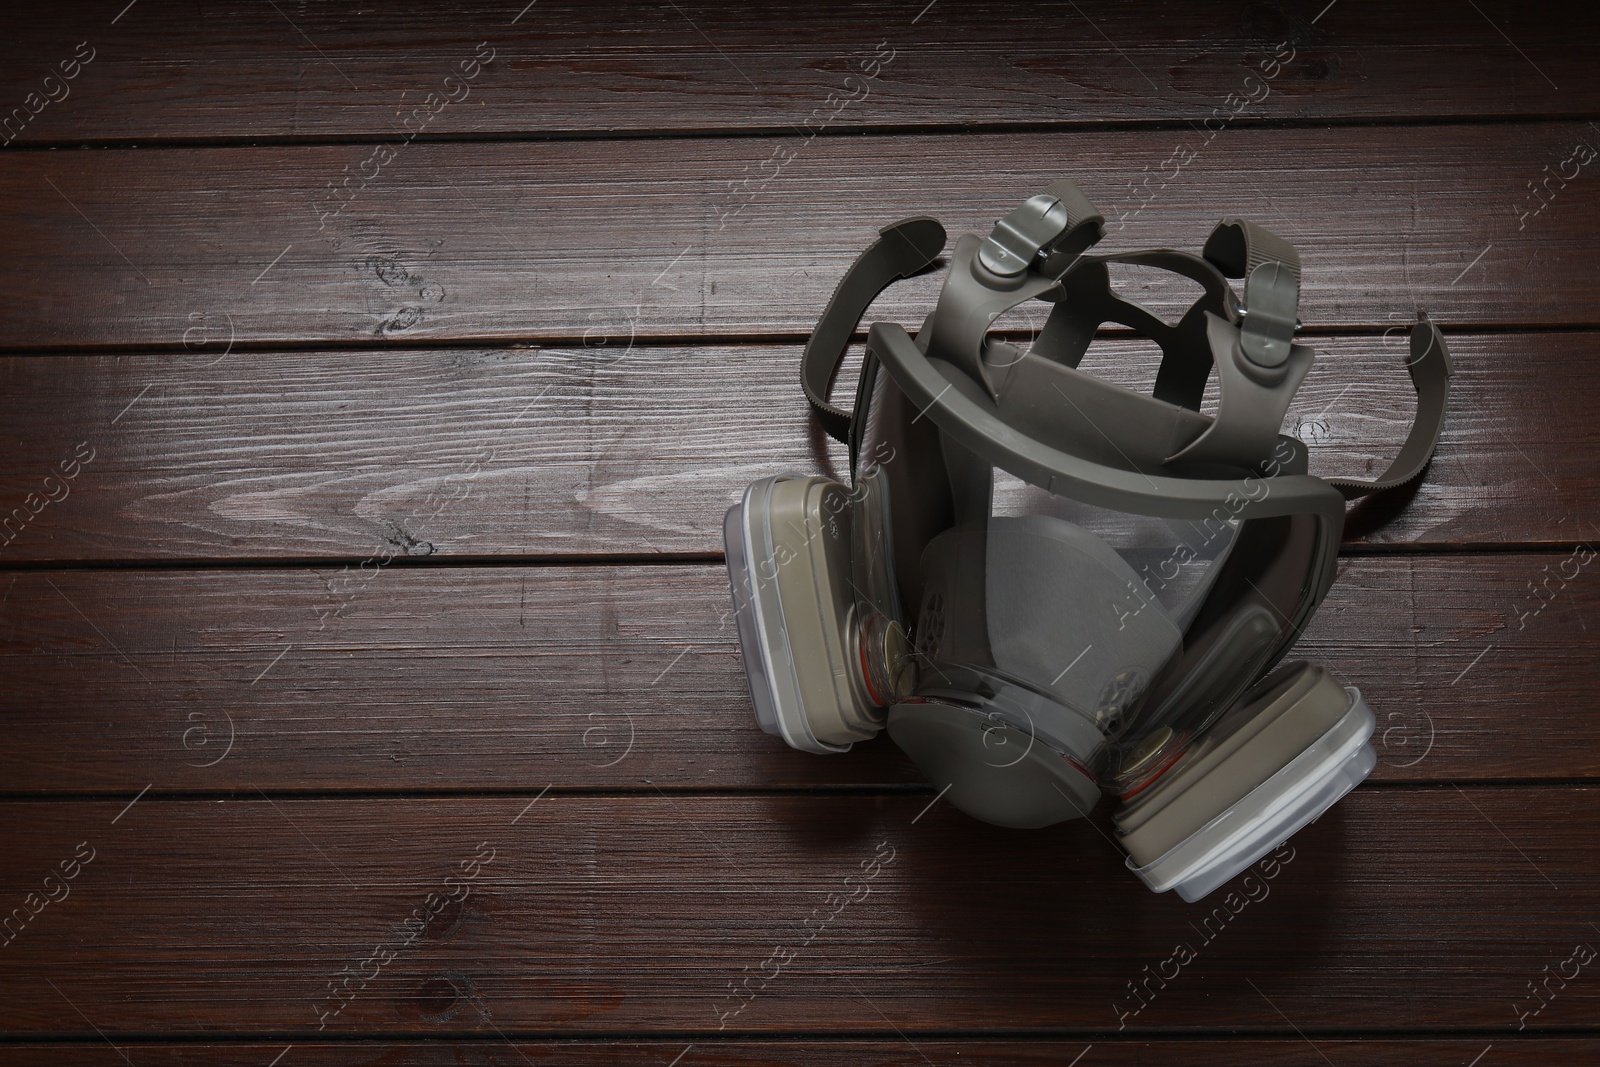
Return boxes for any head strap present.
[800,183,1452,499]
[1327,315,1454,499]
[800,216,946,445]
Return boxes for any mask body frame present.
[730,190,1451,900]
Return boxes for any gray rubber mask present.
[723,180,1453,902]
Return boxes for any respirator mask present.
[724,180,1452,901]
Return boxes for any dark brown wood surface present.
[2,123,1598,351]
[2,2,1597,1061]
[1,1,1594,142]
[0,1042,1591,1067]
[0,556,1592,794]
[0,332,1594,561]
[1,791,1597,1033]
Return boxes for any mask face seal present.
[724,184,1453,900]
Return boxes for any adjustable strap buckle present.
[1167,218,1311,467]
[977,179,1105,279]
[1238,261,1301,369]
[979,193,1071,276]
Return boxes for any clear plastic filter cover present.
[723,475,896,755]
[724,477,797,744]
[1122,677,1377,902]
[724,487,783,740]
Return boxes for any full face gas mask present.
[724,180,1452,902]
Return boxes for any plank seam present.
[2,322,1599,358]
[0,1026,1595,1043]
[0,780,1593,803]
[0,541,1590,573]
[5,110,1600,152]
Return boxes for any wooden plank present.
[0,1039,1589,1066]
[0,332,1591,562]
[0,789,1595,1032]
[0,555,1593,794]
[3,123,1597,350]
[1,2,1594,143]
[3,7,1588,1059]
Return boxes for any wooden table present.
[2,2,1597,1063]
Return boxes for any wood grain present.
[0,331,1591,561]
[0,1,1593,143]
[2,5,1597,1057]
[0,1039,1588,1066]
[0,554,1593,794]
[3,124,1597,350]
[0,790,1595,1033]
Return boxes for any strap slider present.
[1237,260,1300,368]
[978,193,1072,277]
